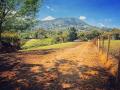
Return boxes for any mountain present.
[36,17,100,31]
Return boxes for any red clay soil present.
[0,42,116,90]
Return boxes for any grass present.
[22,38,55,49]
[104,40,120,58]
[21,42,79,51]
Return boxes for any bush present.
[1,32,20,52]
[1,32,19,43]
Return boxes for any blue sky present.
[37,0,120,28]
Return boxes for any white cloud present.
[46,5,55,12]
[98,23,105,27]
[41,16,56,21]
[79,16,87,20]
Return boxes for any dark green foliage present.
[77,30,101,40]
[34,29,48,39]
[84,30,101,40]
[0,0,43,39]
[20,29,48,39]
[3,18,37,32]
[91,30,101,38]
[19,0,42,15]
[20,29,70,44]
[111,28,120,40]
[77,32,87,41]
[113,34,120,40]
[1,32,20,51]
[53,31,69,43]
[68,27,78,41]
[1,32,19,44]
[20,33,30,39]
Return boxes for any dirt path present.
[22,42,101,71]
[0,42,114,90]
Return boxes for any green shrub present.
[1,31,20,44]
[1,31,20,51]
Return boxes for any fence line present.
[93,34,120,89]
[94,34,120,61]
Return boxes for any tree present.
[62,31,69,42]
[85,30,100,40]
[68,27,78,41]
[91,30,100,38]
[4,17,37,32]
[78,32,87,41]
[34,29,47,39]
[111,28,120,40]
[0,0,43,41]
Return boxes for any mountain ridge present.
[36,17,100,31]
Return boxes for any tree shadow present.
[78,65,116,90]
[0,53,21,72]
[54,59,116,90]
[0,52,21,90]
[0,54,117,90]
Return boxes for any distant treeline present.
[0,27,120,52]
[20,27,101,42]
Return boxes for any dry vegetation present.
[104,40,120,58]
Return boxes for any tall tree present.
[0,0,43,41]
[68,27,78,41]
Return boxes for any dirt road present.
[0,42,114,90]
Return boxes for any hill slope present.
[36,18,98,31]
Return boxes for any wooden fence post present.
[102,36,104,53]
[95,38,97,45]
[98,36,100,52]
[99,36,101,48]
[99,36,102,52]
[106,35,111,62]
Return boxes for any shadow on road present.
[0,52,116,90]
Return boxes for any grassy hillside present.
[22,42,79,51]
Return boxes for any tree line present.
[0,0,119,52]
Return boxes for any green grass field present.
[22,41,79,51]
[104,40,120,58]
[22,38,55,49]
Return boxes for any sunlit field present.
[22,40,80,51]
[22,38,55,49]
[104,40,120,58]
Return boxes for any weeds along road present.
[0,42,114,90]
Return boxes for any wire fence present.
[93,34,120,89]
[93,34,120,60]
